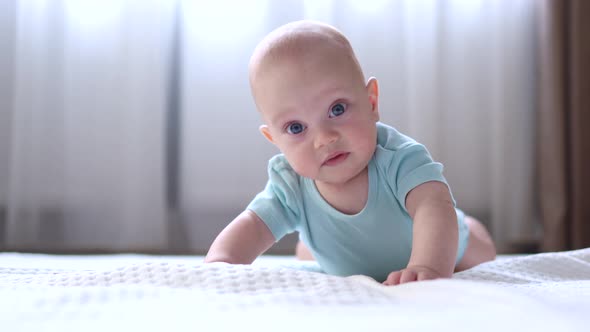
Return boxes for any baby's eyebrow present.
[268,107,298,127]
[318,85,347,98]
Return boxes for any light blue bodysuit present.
[247,122,469,282]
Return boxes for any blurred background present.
[0,0,588,255]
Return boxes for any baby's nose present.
[314,127,339,149]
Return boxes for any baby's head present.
[249,20,380,185]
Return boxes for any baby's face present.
[254,52,379,185]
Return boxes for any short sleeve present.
[386,142,456,211]
[246,156,302,241]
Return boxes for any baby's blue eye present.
[329,103,346,118]
[287,122,305,135]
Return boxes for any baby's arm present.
[204,210,275,264]
[383,181,458,285]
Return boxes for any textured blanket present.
[1,249,589,331]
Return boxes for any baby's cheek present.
[359,131,378,154]
[282,152,309,176]
[291,162,316,179]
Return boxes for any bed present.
[1,249,589,331]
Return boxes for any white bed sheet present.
[1,249,589,331]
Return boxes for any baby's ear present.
[366,77,380,121]
[259,125,275,144]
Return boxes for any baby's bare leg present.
[455,216,496,272]
[295,241,315,261]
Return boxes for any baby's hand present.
[382,265,442,286]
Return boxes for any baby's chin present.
[314,166,368,186]
[293,169,349,185]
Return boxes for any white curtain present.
[1,0,174,251]
[0,0,537,253]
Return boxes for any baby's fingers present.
[383,271,402,285]
[399,270,418,284]
[416,270,438,281]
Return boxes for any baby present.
[205,20,496,285]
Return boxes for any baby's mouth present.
[322,152,350,166]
